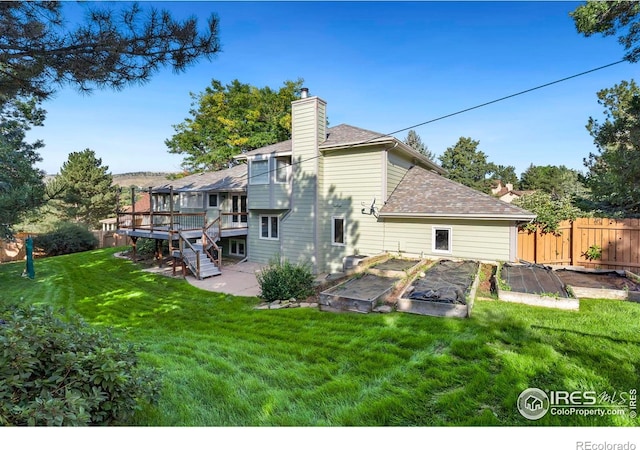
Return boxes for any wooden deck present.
[116,211,248,240]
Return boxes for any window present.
[432,227,452,253]
[250,159,269,184]
[232,195,247,223]
[275,156,291,183]
[208,193,218,208]
[180,192,204,209]
[229,239,246,257]
[332,216,345,246]
[260,215,279,240]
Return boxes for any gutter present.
[378,212,537,221]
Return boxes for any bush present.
[0,305,160,426]
[256,258,315,302]
[136,238,169,258]
[33,222,98,256]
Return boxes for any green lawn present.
[1,248,638,426]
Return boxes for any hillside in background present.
[112,172,177,189]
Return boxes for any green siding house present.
[236,90,535,273]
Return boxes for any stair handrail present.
[203,217,222,269]
[178,230,201,279]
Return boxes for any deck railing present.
[220,212,248,230]
[117,212,206,232]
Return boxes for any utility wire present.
[161,59,627,191]
[386,59,627,138]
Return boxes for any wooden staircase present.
[182,244,221,278]
[177,220,222,280]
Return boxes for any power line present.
[382,59,627,138]
[167,59,628,190]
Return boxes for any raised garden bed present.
[497,263,579,310]
[554,267,640,302]
[367,258,424,278]
[318,273,400,313]
[397,260,480,318]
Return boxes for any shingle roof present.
[152,164,247,192]
[319,124,387,148]
[240,124,388,158]
[239,139,293,156]
[380,166,536,220]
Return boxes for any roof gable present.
[380,167,536,220]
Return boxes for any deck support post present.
[155,239,163,267]
[131,236,138,262]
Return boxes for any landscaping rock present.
[289,303,300,308]
[255,303,270,310]
[269,303,286,310]
[309,302,318,308]
[299,302,311,308]
[374,305,394,313]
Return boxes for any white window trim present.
[249,158,270,185]
[208,193,218,208]
[229,239,246,257]
[259,215,279,240]
[180,192,204,209]
[331,216,346,246]
[432,226,453,254]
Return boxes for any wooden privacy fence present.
[1,231,129,263]
[518,218,640,274]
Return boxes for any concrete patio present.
[185,261,263,297]
[142,260,263,297]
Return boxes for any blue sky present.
[27,1,635,177]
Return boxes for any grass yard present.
[1,248,638,426]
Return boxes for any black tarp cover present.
[408,260,479,305]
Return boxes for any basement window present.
[432,227,452,254]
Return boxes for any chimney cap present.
[300,87,309,99]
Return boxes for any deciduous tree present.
[166,79,304,172]
[520,164,587,198]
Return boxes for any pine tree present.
[403,130,436,161]
[58,149,118,228]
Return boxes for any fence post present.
[571,220,578,266]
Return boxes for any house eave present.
[379,212,537,221]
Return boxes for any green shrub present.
[0,305,160,426]
[33,222,98,256]
[256,258,315,302]
[136,238,169,258]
